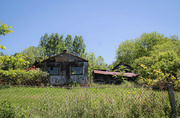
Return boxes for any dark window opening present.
[71,67,83,75]
[48,67,63,75]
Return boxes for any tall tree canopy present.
[39,33,86,58]
[39,33,64,57]
[72,35,86,57]
[115,32,179,67]
[114,31,180,79]
[65,34,73,53]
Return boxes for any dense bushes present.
[0,69,49,86]
[134,64,180,91]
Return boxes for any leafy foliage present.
[39,33,65,57]
[114,31,180,89]
[113,65,130,84]
[64,34,73,53]
[86,52,107,79]
[0,54,29,70]
[0,21,13,36]
[137,64,180,90]
[69,81,80,88]
[72,35,86,57]
[114,31,179,67]
[39,33,86,57]
[21,46,44,66]
[0,69,49,86]
[0,21,13,50]
[133,51,180,78]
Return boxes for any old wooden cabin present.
[42,50,88,85]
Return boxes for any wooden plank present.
[168,84,177,116]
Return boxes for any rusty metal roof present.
[93,70,138,77]
[42,51,88,62]
[25,65,35,72]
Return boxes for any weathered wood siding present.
[93,74,115,84]
[42,53,88,85]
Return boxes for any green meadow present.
[0,85,180,118]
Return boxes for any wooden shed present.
[93,63,138,84]
[42,50,88,85]
[93,70,138,84]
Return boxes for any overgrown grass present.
[0,84,180,118]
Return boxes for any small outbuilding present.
[93,63,138,84]
[42,50,88,85]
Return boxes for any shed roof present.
[93,70,138,78]
[112,62,133,71]
[42,50,88,62]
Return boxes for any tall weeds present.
[1,86,179,117]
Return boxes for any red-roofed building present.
[92,64,138,84]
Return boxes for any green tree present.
[0,21,13,50]
[86,52,97,78]
[0,54,29,70]
[96,56,107,70]
[134,32,165,57]
[116,40,136,66]
[115,31,178,67]
[65,34,73,53]
[39,33,49,56]
[72,35,86,57]
[21,46,44,66]
[151,39,180,57]
[39,33,65,57]
[86,52,107,79]
[39,33,87,58]
[51,33,64,55]
[0,52,4,56]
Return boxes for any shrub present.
[69,81,80,88]
[0,69,49,86]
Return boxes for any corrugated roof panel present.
[93,70,138,77]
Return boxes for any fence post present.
[168,84,177,117]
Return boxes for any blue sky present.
[0,0,180,64]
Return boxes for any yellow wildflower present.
[132,92,136,94]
